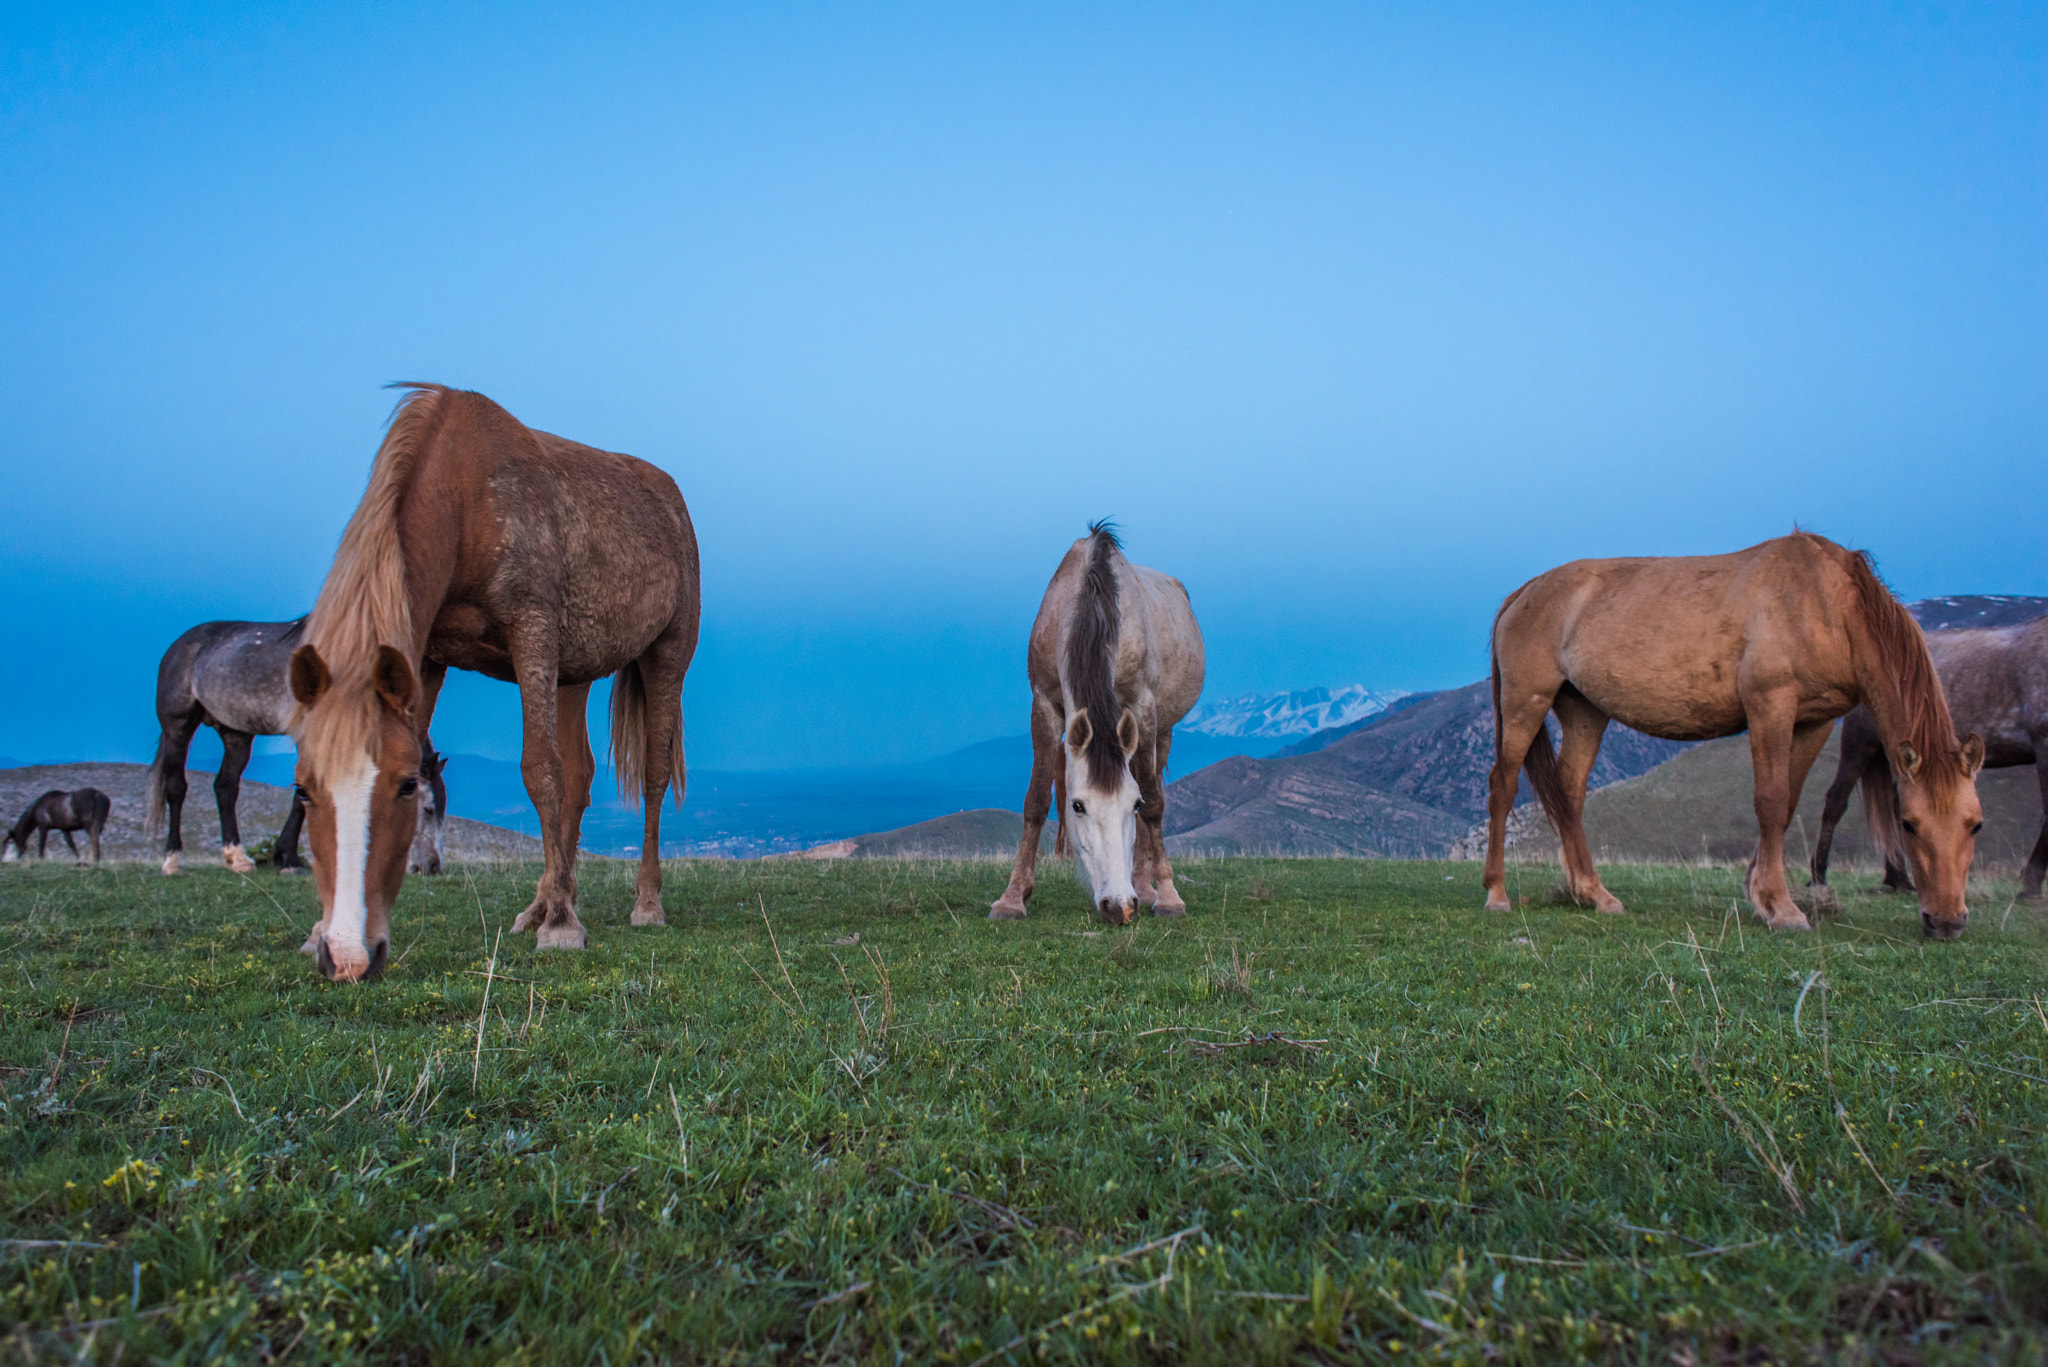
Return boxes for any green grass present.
[0,855,2044,1364]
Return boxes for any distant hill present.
[0,763,542,864]
[781,808,1056,860]
[1906,595,2048,630]
[1164,681,1688,856]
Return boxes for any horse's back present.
[1929,624,2044,762]
[1127,563,1204,728]
[1499,534,1859,739]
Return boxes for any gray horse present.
[148,618,447,875]
[991,523,1205,923]
[1812,614,2048,896]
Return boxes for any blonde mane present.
[293,385,442,767]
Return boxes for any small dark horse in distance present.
[1812,612,2048,897]
[149,617,448,876]
[3,789,112,864]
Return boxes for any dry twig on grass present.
[1184,1030,1326,1059]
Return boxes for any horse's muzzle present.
[314,936,390,982]
[1098,897,1136,925]
[1920,911,1966,941]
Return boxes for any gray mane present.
[1066,522,1125,792]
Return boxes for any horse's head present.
[1893,734,1985,940]
[289,642,423,982]
[0,817,24,862]
[409,749,448,875]
[1064,707,1142,923]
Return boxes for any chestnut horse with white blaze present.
[992,524,1204,924]
[1484,533,1984,938]
[290,385,700,981]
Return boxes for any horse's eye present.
[1071,800,1085,815]
[1901,819,1919,836]
[1970,821,1984,836]
[397,778,419,798]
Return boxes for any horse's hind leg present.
[992,697,1061,919]
[2022,751,2048,899]
[1482,683,1559,913]
[628,649,687,928]
[215,728,258,873]
[1551,689,1621,914]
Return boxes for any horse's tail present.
[610,659,686,809]
[1490,586,1570,826]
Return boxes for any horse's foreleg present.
[1482,690,1556,913]
[1809,737,1863,889]
[156,713,201,875]
[1551,690,1621,914]
[1744,702,1828,930]
[61,829,80,861]
[276,788,309,871]
[215,728,258,873]
[1136,735,1185,916]
[509,646,583,949]
[992,699,1060,919]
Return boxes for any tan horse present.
[289,385,700,981]
[1483,533,1984,937]
[991,525,1205,924]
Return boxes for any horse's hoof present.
[988,901,1028,920]
[1483,892,1510,912]
[161,853,183,876]
[1151,901,1187,918]
[630,901,666,927]
[279,865,308,877]
[1765,910,1813,932]
[536,921,587,950]
[1595,896,1627,916]
[223,845,258,875]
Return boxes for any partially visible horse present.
[4,788,111,863]
[1484,532,1984,938]
[289,384,700,981]
[1812,614,2048,896]
[992,524,1205,924]
[149,618,445,876]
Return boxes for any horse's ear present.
[371,645,417,717]
[1066,710,1092,754]
[1117,708,1140,758]
[289,646,331,707]
[1960,733,1985,778]
[1894,742,1922,782]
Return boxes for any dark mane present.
[1066,524,1125,792]
[1839,540,1965,801]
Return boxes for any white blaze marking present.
[327,756,377,957]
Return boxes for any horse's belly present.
[1573,675,1748,742]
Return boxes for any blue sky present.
[3,2,2043,770]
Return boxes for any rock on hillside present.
[0,763,542,864]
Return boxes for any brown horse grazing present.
[3,789,111,864]
[991,524,1205,924]
[289,385,701,982]
[1483,533,1985,937]
[1813,614,2048,897]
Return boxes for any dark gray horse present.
[4,788,111,863]
[148,618,447,875]
[1812,614,2048,896]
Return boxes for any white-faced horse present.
[991,524,1205,924]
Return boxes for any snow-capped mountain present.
[1179,685,1409,740]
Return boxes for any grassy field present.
[0,855,2043,1364]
